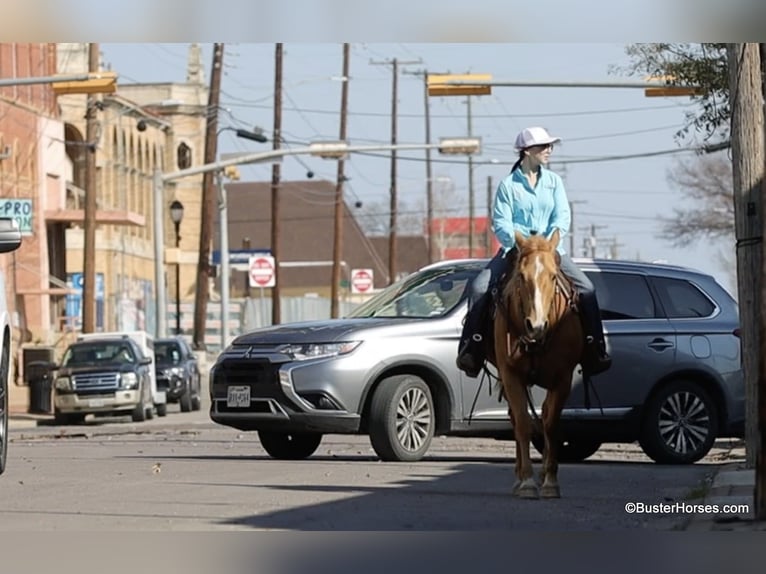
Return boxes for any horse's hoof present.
[540,484,561,499]
[513,479,539,499]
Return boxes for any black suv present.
[155,337,202,412]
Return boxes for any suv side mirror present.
[140,357,152,366]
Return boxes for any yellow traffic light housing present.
[644,75,702,98]
[427,74,492,97]
[52,72,118,95]
[223,165,241,180]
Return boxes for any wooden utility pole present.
[728,43,766,518]
[466,95,475,257]
[388,58,399,285]
[330,43,350,319]
[82,42,100,333]
[485,175,493,257]
[271,43,284,325]
[371,57,421,284]
[403,67,437,264]
[192,43,224,350]
[423,71,435,264]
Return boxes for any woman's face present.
[524,143,553,165]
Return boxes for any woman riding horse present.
[456,126,611,379]
[495,229,583,498]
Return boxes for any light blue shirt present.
[492,165,571,255]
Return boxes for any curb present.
[684,461,766,531]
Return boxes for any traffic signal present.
[427,74,492,97]
[223,165,241,180]
[52,72,118,95]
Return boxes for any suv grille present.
[73,372,120,392]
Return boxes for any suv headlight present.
[54,376,71,391]
[284,341,361,361]
[120,372,138,389]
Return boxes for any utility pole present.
[486,175,493,257]
[271,43,284,325]
[82,43,100,333]
[372,57,421,284]
[192,43,224,350]
[330,43,350,319]
[581,223,607,258]
[568,200,587,256]
[466,95,475,257]
[403,67,438,264]
[727,44,765,516]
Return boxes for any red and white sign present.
[350,268,374,294]
[249,255,276,288]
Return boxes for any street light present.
[216,127,268,351]
[169,199,184,335]
[152,137,481,339]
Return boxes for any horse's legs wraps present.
[540,382,569,498]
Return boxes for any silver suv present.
[209,258,742,465]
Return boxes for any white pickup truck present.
[1,218,23,475]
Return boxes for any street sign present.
[249,255,276,288]
[351,268,374,294]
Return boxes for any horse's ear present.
[514,230,525,248]
[549,229,560,249]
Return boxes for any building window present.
[177,142,192,170]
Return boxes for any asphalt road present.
[0,403,739,531]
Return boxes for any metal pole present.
[175,221,181,335]
[467,95,474,257]
[153,168,167,338]
[218,170,230,351]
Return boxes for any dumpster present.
[27,360,54,414]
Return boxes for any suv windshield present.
[62,342,136,366]
[155,342,182,365]
[347,263,482,319]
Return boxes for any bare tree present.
[659,153,734,246]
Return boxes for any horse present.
[488,229,584,499]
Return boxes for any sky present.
[100,43,736,295]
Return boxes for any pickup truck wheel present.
[179,383,193,412]
[369,374,434,462]
[0,336,9,475]
[131,399,147,422]
[156,403,168,417]
[258,431,322,460]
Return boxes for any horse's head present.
[509,229,562,342]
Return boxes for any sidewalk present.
[683,443,766,531]
[8,409,53,430]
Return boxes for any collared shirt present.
[492,165,571,255]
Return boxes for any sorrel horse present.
[489,229,584,499]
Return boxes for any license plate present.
[89,399,105,407]
[227,385,251,408]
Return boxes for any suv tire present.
[369,374,435,462]
[258,431,322,460]
[0,334,9,475]
[639,380,718,464]
[531,436,602,463]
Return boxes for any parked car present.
[0,218,23,475]
[209,258,743,465]
[53,335,158,424]
[154,337,202,412]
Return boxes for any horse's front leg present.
[540,375,571,498]
[504,374,538,499]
